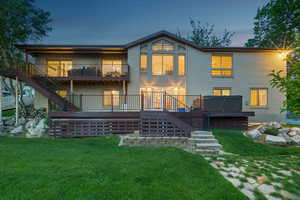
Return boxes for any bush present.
[264,126,279,136]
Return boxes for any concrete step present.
[191,138,218,144]
[196,143,222,150]
[192,135,215,139]
[195,149,220,155]
[192,131,213,135]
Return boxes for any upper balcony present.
[41,63,130,83]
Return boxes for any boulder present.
[290,127,300,136]
[265,135,287,145]
[26,118,47,138]
[291,136,300,145]
[268,121,281,129]
[288,131,297,137]
[279,128,290,135]
[246,129,262,139]
[10,126,23,135]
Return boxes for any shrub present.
[264,126,279,136]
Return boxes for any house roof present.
[16,30,285,54]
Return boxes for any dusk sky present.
[36,0,268,46]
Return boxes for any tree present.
[0,0,51,115]
[269,34,300,114]
[178,19,235,47]
[245,0,300,48]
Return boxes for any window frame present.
[178,54,186,76]
[151,54,174,75]
[249,88,268,108]
[152,39,175,51]
[103,90,120,106]
[210,54,233,78]
[140,54,148,72]
[212,87,232,96]
[47,59,73,77]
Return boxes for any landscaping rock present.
[10,126,23,135]
[257,184,276,195]
[246,129,261,139]
[257,175,268,184]
[288,130,297,137]
[265,135,287,145]
[26,118,47,138]
[291,127,300,135]
[214,161,225,167]
[268,121,281,129]
[291,137,300,144]
[279,128,290,135]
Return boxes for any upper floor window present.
[140,54,147,71]
[211,55,233,77]
[213,88,231,96]
[152,54,173,75]
[152,40,174,51]
[250,88,268,107]
[178,55,185,76]
[47,60,72,77]
[102,59,122,77]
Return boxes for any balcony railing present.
[49,93,244,113]
[38,64,129,80]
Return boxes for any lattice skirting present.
[49,119,140,137]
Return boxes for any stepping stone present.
[257,184,276,195]
[191,138,218,143]
[196,143,222,149]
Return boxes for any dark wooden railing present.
[48,93,243,113]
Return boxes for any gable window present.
[103,90,120,106]
[102,60,122,77]
[211,55,233,77]
[178,55,185,76]
[152,54,173,75]
[250,88,268,107]
[140,54,147,71]
[47,60,72,77]
[152,40,174,51]
[213,88,231,96]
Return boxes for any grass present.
[0,136,248,200]
[2,109,16,117]
[212,129,300,199]
[213,129,300,156]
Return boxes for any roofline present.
[16,30,288,54]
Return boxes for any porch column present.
[0,76,3,126]
[122,80,126,95]
[70,80,74,94]
[15,77,19,125]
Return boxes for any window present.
[56,90,67,97]
[211,55,233,77]
[152,54,173,75]
[250,88,268,107]
[152,40,174,51]
[178,55,185,76]
[47,60,72,77]
[213,88,231,96]
[103,90,120,106]
[102,60,122,77]
[140,54,147,71]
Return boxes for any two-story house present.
[1,31,287,137]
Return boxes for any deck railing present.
[49,94,244,113]
[36,64,129,79]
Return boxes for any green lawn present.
[211,129,300,199]
[213,129,300,156]
[3,109,16,117]
[0,136,248,200]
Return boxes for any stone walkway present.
[204,155,300,200]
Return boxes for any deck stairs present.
[189,131,222,154]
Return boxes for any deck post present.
[0,76,3,126]
[141,91,144,111]
[111,94,113,112]
[70,80,73,94]
[15,77,19,126]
